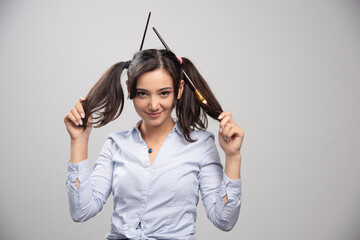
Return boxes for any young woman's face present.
[131,69,183,128]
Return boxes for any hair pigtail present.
[81,61,126,129]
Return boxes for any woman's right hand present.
[64,97,92,141]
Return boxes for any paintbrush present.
[152,27,209,107]
[140,12,151,51]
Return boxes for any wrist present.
[225,152,241,161]
[225,153,242,180]
[70,139,88,164]
[71,138,89,146]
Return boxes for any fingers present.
[65,96,87,126]
[65,112,79,126]
[218,111,244,141]
[218,112,234,132]
[220,122,234,142]
[71,108,83,126]
[75,101,85,119]
[218,111,231,120]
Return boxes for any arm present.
[64,97,92,188]
[199,135,242,232]
[66,140,114,222]
[222,154,241,202]
[70,140,88,189]
[64,97,113,222]
[199,112,244,231]
[218,112,244,202]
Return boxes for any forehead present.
[136,69,173,90]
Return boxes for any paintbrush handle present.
[153,27,209,106]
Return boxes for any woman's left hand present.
[218,112,244,158]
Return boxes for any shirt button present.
[142,191,147,196]
[226,187,231,191]
[145,168,150,173]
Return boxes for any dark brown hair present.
[82,49,223,142]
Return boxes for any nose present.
[149,96,160,111]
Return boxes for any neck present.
[139,117,175,143]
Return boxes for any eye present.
[136,91,148,97]
[160,91,171,96]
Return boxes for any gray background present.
[1,0,359,239]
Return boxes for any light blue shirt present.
[66,122,242,240]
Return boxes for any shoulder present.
[107,130,132,141]
[188,129,220,165]
[106,129,135,147]
[98,129,134,158]
[191,129,214,139]
[187,128,216,145]
[174,121,215,143]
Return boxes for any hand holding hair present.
[64,96,93,142]
[218,112,244,181]
[218,112,244,158]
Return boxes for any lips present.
[147,112,162,118]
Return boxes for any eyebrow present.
[136,87,173,92]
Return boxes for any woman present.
[64,49,244,240]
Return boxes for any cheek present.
[133,99,147,111]
[163,97,175,109]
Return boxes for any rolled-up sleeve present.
[65,138,115,222]
[198,134,242,231]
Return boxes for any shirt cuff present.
[220,172,242,202]
[67,159,90,184]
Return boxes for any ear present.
[177,80,185,99]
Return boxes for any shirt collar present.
[129,118,183,141]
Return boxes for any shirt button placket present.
[139,164,150,220]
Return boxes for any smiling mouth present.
[147,112,162,118]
